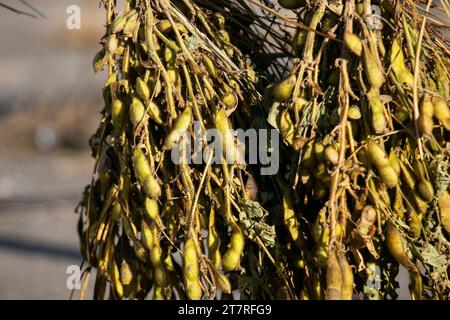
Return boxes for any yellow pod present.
[222,229,245,272]
[326,251,342,300]
[418,179,434,202]
[272,75,296,102]
[157,20,188,34]
[186,281,202,300]
[386,223,417,272]
[111,99,125,135]
[208,208,221,269]
[110,15,127,34]
[367,90,387,134]
[145,198,160,221]
[143,176,162,199]
[419,94,434,136]
[348,105,362,120]
[183,239,199,282]
[344,31,362,56]
[136,77,150,102]
[409,272,423,300]
[221,91,238,110]
[111,201,122,222]
[438,191,450,234]
[130,97,146,127]
[215,273,232,294]
[154,267,168,288]
[367,139,390,168]
[214,108,241,163]
[141,220,154,249]
[363,43,385,89]
[338,253,354,300]
[389,151,401,176]
[120,260,133,286]
[111,261,124,298]
[324,144,339,165]
[164,107,193,150]
[279,109,295,145]
[147,100,163,124]
[164,47,177,66]
[379,165,398,188]
[432,98,450,123]
[132,148,151,182]
[202,55,218,77]
[390,38,414,87]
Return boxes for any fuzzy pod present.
[145,198,160,221]
[279,109,295,146]
[338,253,354,300]
[157,20,189,34]
[146,100,163,124]
[120,260,133,286]
[164,107,193,150]
[222,229,245,272]
[367,139,390,168]
[141,220,154,249]
[136,77,150,102]
[185,281,202,300]
[438,191,450,234]
[272,75,296,102]
[221,91,239,110]
[110,15,127,34]
[432,98,450,123]
[344,31,362,56]
[132,148,151,182]
[348,105,362,120]
[183,239,200,282]
[214,108,242,163]
[208,208,221,269]
[202,55,218,78]
[367,90,387,134]
[111,99,126,135]
[390,38,414,87]
[143,176,162,199]
[324,144,339,165]
[111,261,124,298]
[417,179,434,202]
[379,165,399,188]
[130,97,147,127]
[389,151,401,176]
[326,251,342,300]
[419,94,434,136]
[362,43,385,89]
[386,223,417,272]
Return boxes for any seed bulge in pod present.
[183,239,199,282]
[145,198,160,221]
[143,176,162,199]
[272,75,296,102]
[164,47,177,66]
[222,230,245,272]
[379,165,398,188]
[344,31,362,56]
[432,98,450,123]
[111,99,125,135]
[419,94,434,136]
[147,101,163,124]
[348,105,362,120]
[123,12,138,36]
[386,223,417,272]
[221,91,238,110]
[141,220,153,249]
[111,261,124,298]
[363,43,385,89]
[278,0,306,9]
[120,261,133,286]
[326,251,342,300]
[132,148,151,182]
[157,20,188,34]
[389,151,401,176]
[111,201,122,222]
[338,253,354,300]
[186,281,202,300]
[367,139,390,168]
[438,191,450,234]
[110,15,127,34]
[133,241,147,262]
[325,144,339,165]
[130,97,146,127]
[136,77,150,102]
[390,38,414,87]
[418,179,434,202]
[107,34,118,54]
[215,273,232,294]
[164,107,193,150]
[202,55,218,78]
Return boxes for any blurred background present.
[0,0,104,299]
